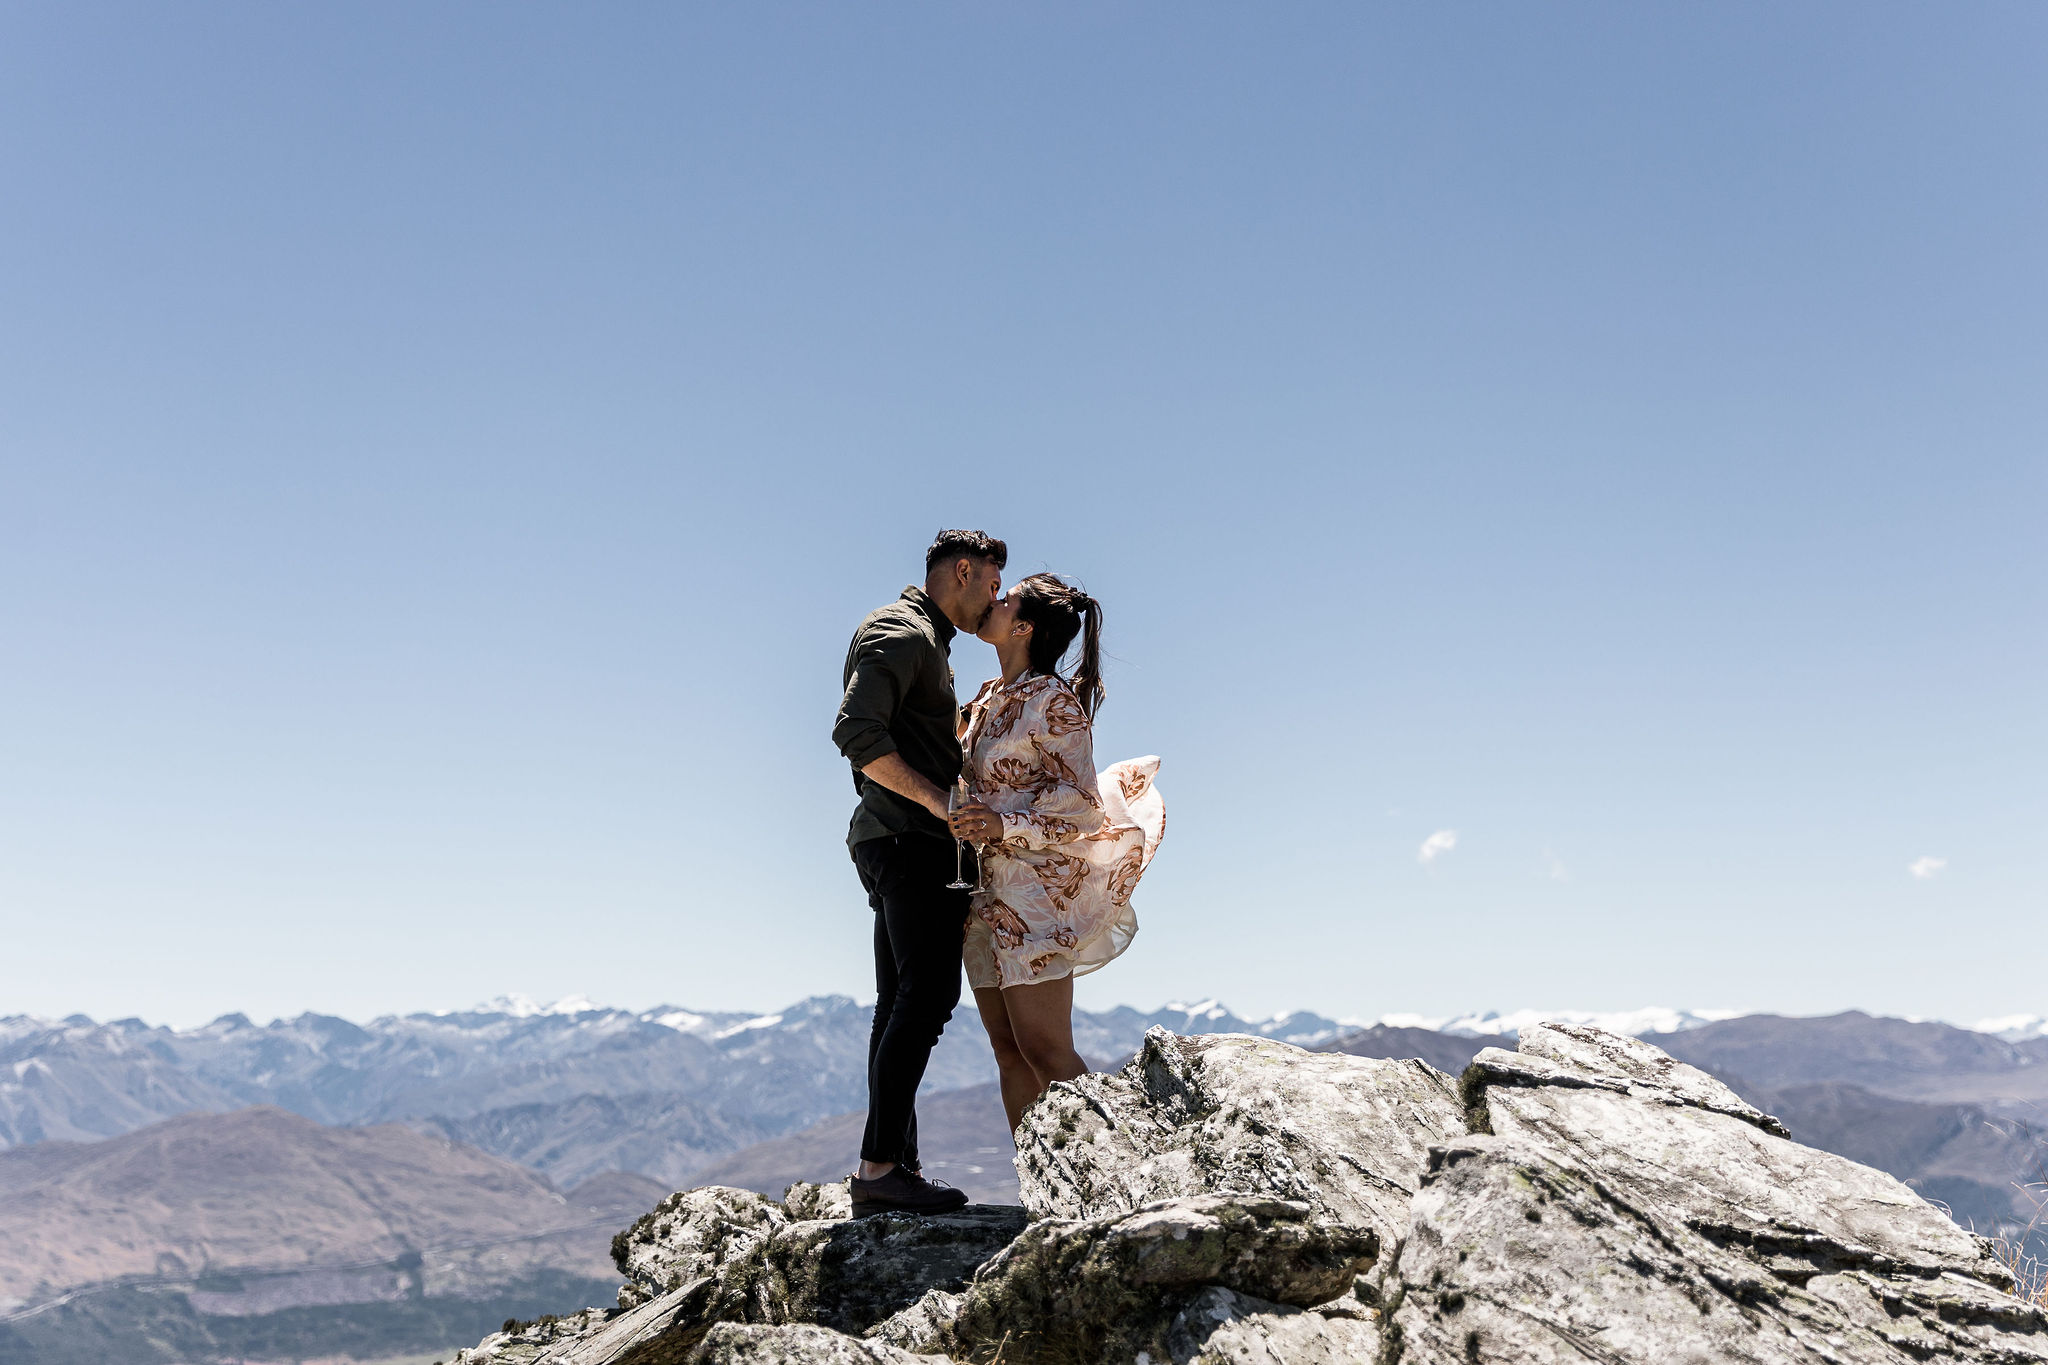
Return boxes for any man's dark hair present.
[925,529,1008,573]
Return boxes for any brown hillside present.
[0,1106,648,1307]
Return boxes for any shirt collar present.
[901,585,957,648]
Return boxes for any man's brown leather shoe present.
[849,1167,971,1219]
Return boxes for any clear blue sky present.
[2,4,2041,1030]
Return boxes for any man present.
[832,529,1006,1218]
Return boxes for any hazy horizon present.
[11,991,2040,1044]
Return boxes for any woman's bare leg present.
[973,985,1042,1134]
[1001,976,1086,1119]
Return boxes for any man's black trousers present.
[853,832,970,1167]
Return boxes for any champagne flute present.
[946,780,974,891]
[967,781,989,893]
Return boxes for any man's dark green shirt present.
[834,585,964,851]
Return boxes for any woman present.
[947,573,1164,1132]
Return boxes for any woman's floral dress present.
[960,671,1164,990]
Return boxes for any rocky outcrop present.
[909,1194,1379,1362]
[701,1205,1028,1336]
[611,1185,787,1304]
[1014,1028,1467,1246]
[455,1182,1024,1364]
[1381,1022,2045,1363]
[442,1024,2048,1365]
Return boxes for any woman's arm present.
[959,678,998,740]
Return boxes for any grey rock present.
[1753,1080,2048,1250]
[550,1285,715,1364]
[1474,1031,2008,1285]
[1464,1020,1790,1136]
[451,1308,611,1364]
[613,1186,787,1297]
[1379,1023,2048,1363]
[1015,1027,1466,1247]
[934,1194,1378,1363]
[1166,1285,1380,1364]
[691,1323,940,1363]
[532,1181,1018,1363]
[862,1287,960,1352]
[710,1205,1029,1336]
[781,1179,853,1222]
[1386,1136,2048,1364]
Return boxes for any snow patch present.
[714,1013,786,1040]
[1977,1014,2048,1042]
[0,1016,66,1046]
[1375,1007,1743,1038]
[463,993,612,1019]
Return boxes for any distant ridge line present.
[10,997,2042,1041]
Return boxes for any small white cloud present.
[1418,829,1458,864]
[1908,856,1947,880]
[1542,848,1569,882]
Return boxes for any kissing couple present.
[831,530,1165,1218]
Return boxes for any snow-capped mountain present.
[0,994,1348,1181]
[5,995,2040,1187]
[1372,1006,1743,1038]
[1069,999,1353,1056]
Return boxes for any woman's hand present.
[948,802,1002,843]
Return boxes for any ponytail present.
[1071,595,1105,719]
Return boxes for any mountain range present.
[0,996,1354,1185]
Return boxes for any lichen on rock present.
[781,1180,853,1222]
[611,1186,786,1299]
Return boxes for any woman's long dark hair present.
[1013,572,1105,718]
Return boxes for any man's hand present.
[859,753,952,823]
[948,803,1002,843]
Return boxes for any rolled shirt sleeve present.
[833,623,923,772]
